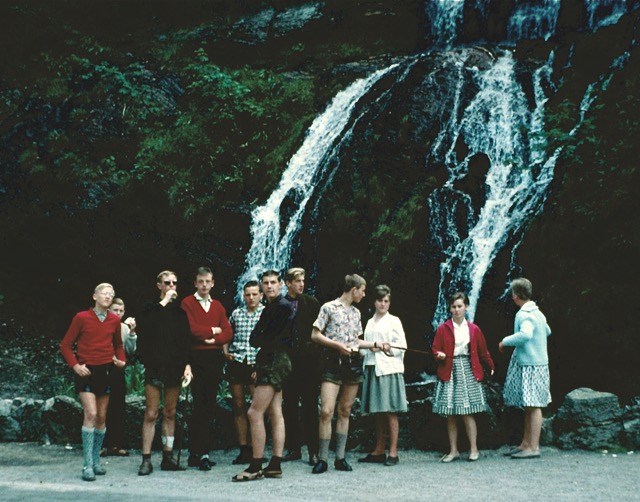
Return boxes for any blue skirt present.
[432,356,488,416]
[503,354,551,408]
[361,366,407,414]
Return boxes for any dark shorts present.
[144,365,184,389]
[255,350,291,392]
[320,352,364,385]
[75,363,113,395]
[225,359,257,386]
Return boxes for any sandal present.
[439,453,459,463]
[232,470,264,482]
[263,468,282,478]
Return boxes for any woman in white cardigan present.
[358,285,407,467]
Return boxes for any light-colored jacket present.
[501,301,551,365]
[361,313,406,376]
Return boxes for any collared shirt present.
[453,318,470,356]
[285,294,299,314]
[313,298,362,348]
[194,292,211,313]
[93,308,108,322]
[229,304,264,364]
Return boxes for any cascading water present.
[427,51,555,328]
[235,64,398,303]
[507,0,560,42]
[427,0,464,47]
[586,0,628,30]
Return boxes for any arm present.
[311,327,353,356]
[431,325,447,362]
[501,318,535,348]
[60,315,91,376]
[112,320,126,367]
[181,297,219,341]
[475,327,495,375]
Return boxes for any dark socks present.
[247,458,262,473]
[266,456,282,472]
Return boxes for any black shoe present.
[161,452,186,471]
[334,458,353,472]
[308,453,319,466]
[188,453,200,467]
[384,456,399,466]
[358,453,386,463]
[199,457,214,471]
[138,458,153,476]
[283,450,302,462]
[312,460,328,474]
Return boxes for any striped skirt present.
[361,366,407,415]
[503,354,551,408]
[432,356,488,416]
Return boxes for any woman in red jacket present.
[431,292,494,463]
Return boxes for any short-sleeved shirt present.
[313,299,362,349]
[229,304,264,365]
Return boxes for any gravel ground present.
[0,443,638,501]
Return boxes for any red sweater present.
[60,309,125,367]
[432,319,494,382]
[181,294,232,351]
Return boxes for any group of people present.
[60,269,551,482]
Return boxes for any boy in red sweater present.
[60,283,126,481]
[180,267,232,470]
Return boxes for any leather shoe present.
[384,456,399,466]
[311,460,328,474]
[334,458,353,472]
[358,453,386,463]
[308,453,319,466]
[283,450,302,462]
[161,452,186,471]
[199,457,215,471]
[138,458,153,476]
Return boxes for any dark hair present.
[261,269,281,281]
[448,291,469,307]
[243,280,260,291]
[196,266,213,279]
[343,274,366,293]
[511,278,532,301]
[373,284,391,301]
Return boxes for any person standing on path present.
[358,285,403,467]
[310,273,378,474]
[224,280,264,465]
[232,270,294,482]
[432,291,494,463]
[102,297,137,457]
[282,267,321,466]
[60,283,126,481]
[499,277,552,459]
[181,267,232,471]
[136,270,192,476]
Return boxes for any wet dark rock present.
[554,387,625,450]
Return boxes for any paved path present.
[0,443,637,501]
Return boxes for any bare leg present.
[79,392,98,428]
[161,385,180,449]
[461,414,478,455]
[519,409,532,450]
[335,383,358,435]
[446,416,459,456]
[141,384,160,455]
[230,383,249,446]
[525,407,543,451]
[267,390,285,457]
[95,394,110,430]
[371,414,386,455]
[247,385,276,460]
[387,413,399,457]
[318,382,340,440]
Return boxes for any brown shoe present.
[138,458,153,476]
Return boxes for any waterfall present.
[427,51,556,327]
[427,0,464,47]
[235,64,398,302]
[586,0,628,30]
[506,0,560,42]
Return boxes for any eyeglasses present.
[163,280,178,285]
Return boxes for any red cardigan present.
[60,309,125,367]
[431,319,494,382]
[181,294,232,351]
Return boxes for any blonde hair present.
[156,270,177,283]
[94,283,114,294]
[285,267,305,283]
